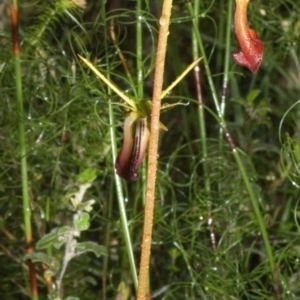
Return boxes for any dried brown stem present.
[109,19,133,80]
[10,4,20,55]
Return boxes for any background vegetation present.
[1,0,300,299]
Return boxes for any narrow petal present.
[232,0,263,73]
[115,112,150,181]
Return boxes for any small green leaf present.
[24,252,60,276]
[246,89,260,103]
[78,169,97,183]
[36,226,71,250]
[78,199,95,212]
[74,212,90,231]
[74,242,107,257]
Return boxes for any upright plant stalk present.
[100,1,138,290]
[9,2,38,299]
[191,0,217,251]
[187,0,275,282]
[136,0,144,100]
[191,0,207,182]
[218,0,233,154]
[108,103,138,290]
[136,0,173,299]
[220,0,233,119]
[136,0,148,206]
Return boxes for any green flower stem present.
[136,0,147,206]
[191,3,208,184]
[218,0,233,155]
[101,1,138,290]
[219,0,233,158]
[220,0,233,118]
[135,0,149,289]
[187,2,221,116]
[108,101,138,290]
[9,2,38,300]
[187,0,275,276]
[136,0,144,100]
[137,0,173,298]
[191,0,215,251]
[232,148,275,272]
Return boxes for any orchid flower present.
[115,107,150,181]
[232,0,263,73]
[79,56,201,181]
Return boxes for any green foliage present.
[24,170,106,299]
[36,226,73,250]
[1,0,300,299]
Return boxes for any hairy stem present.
[136,0,173,299]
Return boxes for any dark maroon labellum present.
[115,112,150,181]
